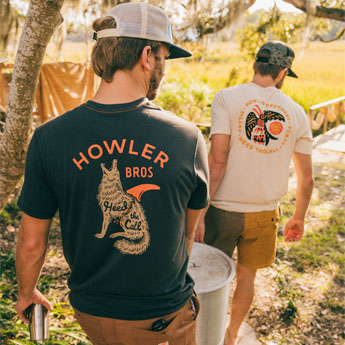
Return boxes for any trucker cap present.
[93,2,192,60]
[256,41,298,78]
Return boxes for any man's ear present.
[140,46,152,71]
[277,68,288,81]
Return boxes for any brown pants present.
[74,296,200,345]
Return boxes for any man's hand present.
[194,217,205,243]
[284,152,313,243]
[283,218,304,242]
[16,288,52,324]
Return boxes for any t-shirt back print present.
[238,99,292,154]
[72,138,167,255]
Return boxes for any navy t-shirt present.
[18,97,209,320]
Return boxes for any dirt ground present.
[241,149,345,345]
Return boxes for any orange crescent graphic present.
[126,184,161,202]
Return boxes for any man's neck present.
[92,68,148,104]
[251,74,276,88]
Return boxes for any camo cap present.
[93,2,191,60]
[256,41,298,78]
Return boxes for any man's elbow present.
[302,175,314,193]
[17,234,47,256]
[306,175,314,187]
[210,161,227,180]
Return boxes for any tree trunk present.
[0,0,16,54]
[0,0,64,211]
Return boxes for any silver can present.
[26,304,49,341]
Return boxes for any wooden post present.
[323,107,328,133]
[308,109,314,132]
[337,102,342,127]
[308,97,345,133]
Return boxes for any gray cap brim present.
[167,43,192,59]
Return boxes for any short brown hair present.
[253,49,285,80]
[91,16,163,83]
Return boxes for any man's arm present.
[284,152,314,242]
[194,134,230,243]
[16,213,53,324]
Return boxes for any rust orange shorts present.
[205,206,280,269]
[73,294,200,345]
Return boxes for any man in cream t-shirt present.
[195,41,314,345]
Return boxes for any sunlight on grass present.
[50,40,345,122]
[262,160,345,344]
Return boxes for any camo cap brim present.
[256,41,298,78]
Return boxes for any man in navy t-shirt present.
[15,3,209,344]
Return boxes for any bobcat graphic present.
[96,159,159,255]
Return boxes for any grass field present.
[164,41,345,113]
[46,40,345,121]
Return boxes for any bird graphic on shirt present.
[245,104,285,146]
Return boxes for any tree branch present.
[282,0,345,22]
[310,27,345,42]
[196,0,256,37]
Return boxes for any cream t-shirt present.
[211,82,312,212]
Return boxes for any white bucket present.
[188,242,235,345]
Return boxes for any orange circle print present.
[269,121,283,135]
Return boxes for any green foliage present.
[237,7,336,58]
[0,198,21,227]
[323,291,345,314]
[237,8,305,58]
[0,259,90,344]
[289,212,345,272]
[279,162,345,274]
[258,160,345,343]
[280,298,299,322]
[157,76,215,123]
[52,302,74,320]
[0,200,90,345]
[0,251,21,342]
[225,66,240,88]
